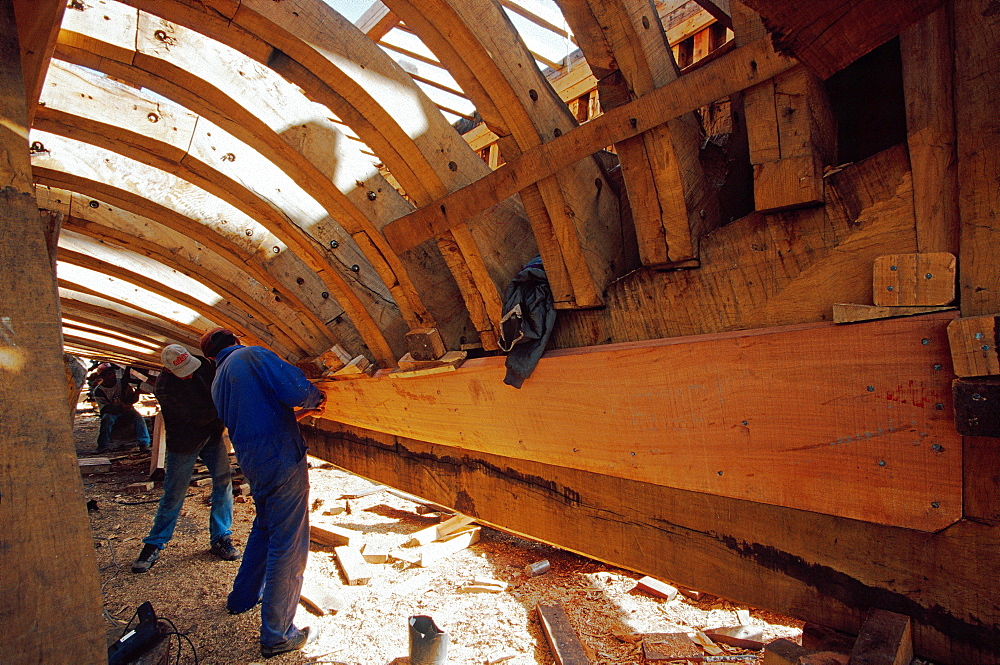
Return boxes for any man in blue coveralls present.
[200,328,325,659]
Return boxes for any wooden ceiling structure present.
[1,0,998,663]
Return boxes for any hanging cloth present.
[498,256,556,389]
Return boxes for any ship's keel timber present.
[303,310,998,663]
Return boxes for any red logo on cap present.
[173,352,189,366]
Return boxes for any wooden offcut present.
[635,576,678,600]
[418,525,481,567]
[310,523,361,548]
[537,604,591,665]
[946,315,1000,377]
[396,350,466,372]
[763,638,812,665]
[407,514,475,546]
[334,546,372,586]
[641,632,702,661]
[404,327,446,361]
[873,253,956,307]
[316,313,962,531]
[848,609,913,665]
[79,457,111,474]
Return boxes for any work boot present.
[210,535,241,561]
[260,626,310,659]
[131,544,161,573]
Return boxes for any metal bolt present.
[717,470,724,476]
[970,417,980,427]
[572,448,578,452]
[975,332,984,339]
[867,385,875,392]
[887,286,895,291]
[982,345,991,352]
[935,403,943,410]
[321,292,329,299]
[272,246,280,253]
[931,502,940,509]
[630,452,636,457]
[878,460,886,467]
[925,273,933,279]
[932,444,943,452]
[351,264,360,272]
[932,364,942,371]
[890,265,898,271]
[366,190,377,200]
[972,393,984,401]
[88,200,99,208]
[330,240,339,248]
[741,420,748,426]
[245,229,253,236]
[921,339,929,345]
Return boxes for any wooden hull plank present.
[302,421,999,665]
[316,312,961,531]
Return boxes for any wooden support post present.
[734,4,836,213]
[0,2,104,660]
[900,6,960,255]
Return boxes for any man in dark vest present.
[131,345,240,573]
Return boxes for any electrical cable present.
[158,615,199,665]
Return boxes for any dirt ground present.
[78,402,810,665]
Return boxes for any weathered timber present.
[952,378,1000,438]
[739,0,944,79]
[302,421,1000,664]
[537,604,591,665]
[0,10,104,654]
[316,312,961,531]
[946,315,1000,378]
[381,36,793,254]
[872,253,956,307]
[849,610,913,665]
[833,304,955,325]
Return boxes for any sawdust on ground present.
[78,405,805,665]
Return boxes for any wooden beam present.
[62,331,160,364]
[62,317,164,352]
[0,3,105,659]
[899,6,959,256]
[691,0,732,29]
[355,1,398,40]
[316,312,961,531]
[12,0,65,125]
[562,0,719,266]
[537,604,590,665]
[738,0,944,79]
[60,282,206,341]
[381,36,792,254]
[303,420,999,664]
[61,304,195,349]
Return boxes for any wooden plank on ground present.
[315,313,961,531]
[310,523,361,548]
[334,546,372,585]
[407,514,475,546]
[642,632,701,661]
[79,458,112,474]
[418,525,481,567]
[537,604,591,665]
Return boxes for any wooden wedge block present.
[333,355,373,378]
[396,350,466,372]
[404,327,446,361]
[299,583,346,615]
[190,477,211,487]
[418,525,480,567]
[537,604,590,665]
[763,638,812,665]
[873,252,956,306]
[126,481,154,493]
[833,303,954,324]
[79,457,111,474]
[705,625,765,650]
[334,546,372,585]
[953,378,1000,436]
[635,576,678,600]
[848,609,912,665]
[310,523,361,548]
[947,314,1000,377]
[362,542,389,564]
[641,632,702,661]
[407,514,475,546]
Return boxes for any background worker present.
[131,345,240,573]
[200,328,324,659]
[92,363,150,454]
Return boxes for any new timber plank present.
[316,312,961,531]
[537,604,591,665]
[303,422,1000,664]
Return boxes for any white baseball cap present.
[161,344,202,378]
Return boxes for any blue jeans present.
[227,456,309,647]
[143,432,233,548]
[97,410,151,450]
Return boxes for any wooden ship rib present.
[1,0,998,662]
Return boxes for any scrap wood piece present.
[635,576,678,600]
[832,303,954,324]
[872,252,956,307]
[334,545,372,585]
[946,314,1000,377]
[310,522,361,548]
[340,485,387,500]
[459,576,508,593]
[395,350,467,372]
[705,624,764,650]
[404,327,446,361]
[848,609,912,665]
[691,630,724,655]
[331,354,373,378]
[418,525,481,567]
[537,604,591,665]
[126,481,154,493]
[763,638,812,665]
[79,457,111,473]
[362,542,389,564]
[641,632,702,661]
[735,609,752,625]
[299,582,346,615]
[407,513,475,546]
